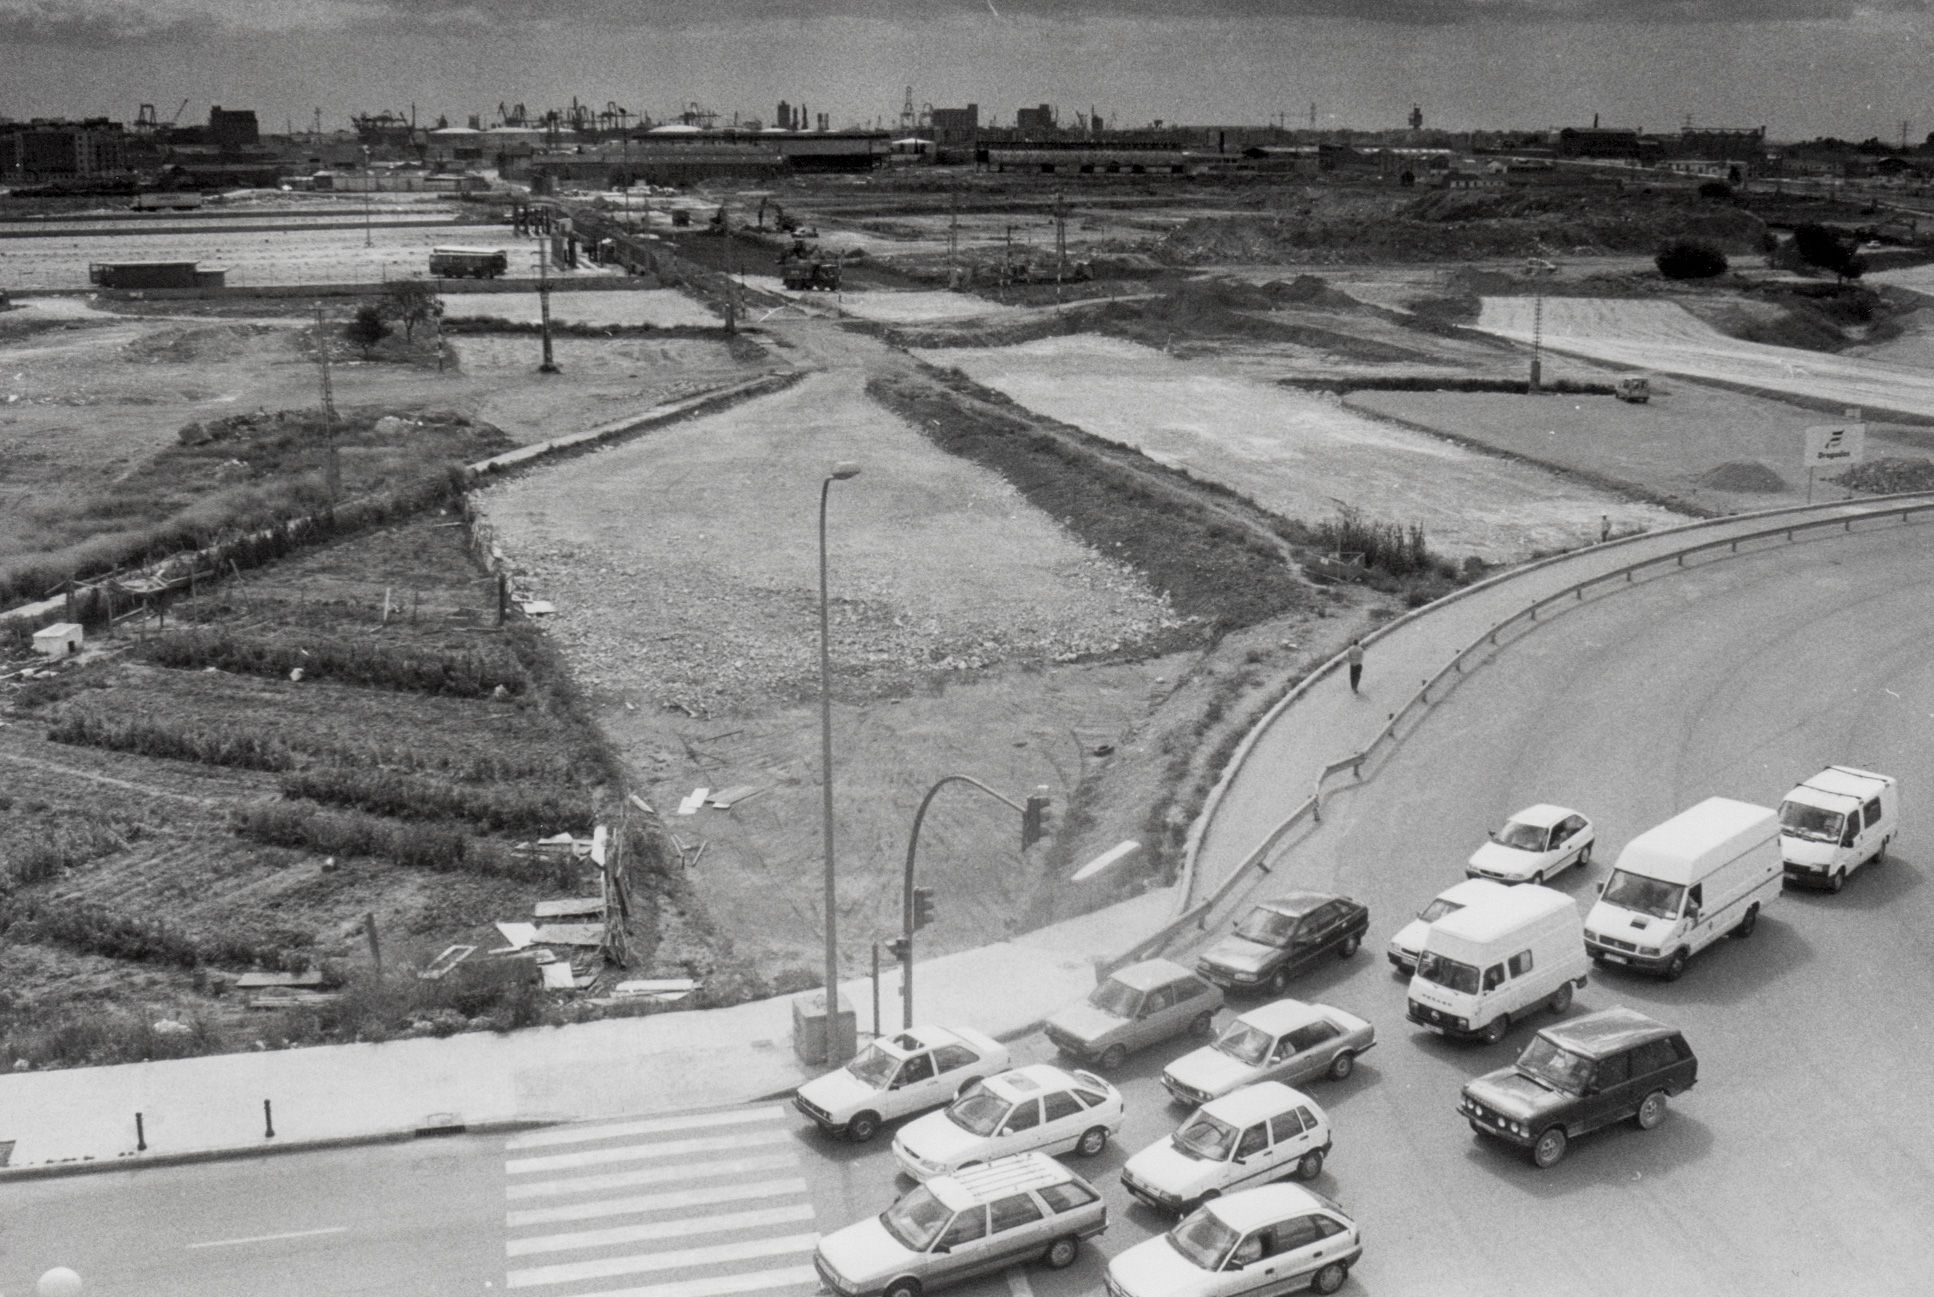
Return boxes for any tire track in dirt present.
[0,747,233,807]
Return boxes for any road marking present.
[504,1152,799,1200]
[185,1226,348,1250]
[507,1177,810,1228]
[1007,1265,1036,1297]
[507,1106,788,1150]
[507,1202,816,1257]
[506,1128,789,1175]
[551,1264,820,1297]
[506,1232,817,1288]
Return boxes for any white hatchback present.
[892,1064,1124,1182]
[1467,804,1594,885]
[795,1025,1010,1144]
[1121,1083,1332,1216]
[1105,1183,1362,1297]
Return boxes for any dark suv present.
[1460,1006,1697,1168]
[1195,892,1370,996]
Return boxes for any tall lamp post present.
[818,462,863,1064]
[361,146,373,248]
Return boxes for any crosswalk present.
[502,1104,822,1297]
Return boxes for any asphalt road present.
[10,526,1932,1297]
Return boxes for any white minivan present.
[1406,885,1588,1045]
[1387,878,1512,974]
[1585,797,1781,980]
[1778,766,1899,893]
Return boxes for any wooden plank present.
[494,922,539,949]
[706,785,760,809]
[531,924,604,947]
[533,897,604,920]
[539,962,576,991]
[613,978,699,995]
[676,788,710,815]
[418,944,477,980]
[235,971,327,990]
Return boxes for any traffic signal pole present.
[896,776,1051,1029]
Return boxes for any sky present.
[1,1,1929,142]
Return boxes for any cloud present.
[0,1,219,46]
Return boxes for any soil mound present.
[1834,456,1934,494]
[1262,275,1363,310]
[123,322,279,364]
[1698,460,1789,493]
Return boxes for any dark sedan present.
[1195,891,1370,996]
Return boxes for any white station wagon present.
[893,1064,1124,1182]
[795,1025,1010,1143]
[1121,1082,1333,1216]
[1467,804,1595,885]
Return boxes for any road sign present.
[1803,423,1866,468]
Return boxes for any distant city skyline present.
[1,1,1929,142]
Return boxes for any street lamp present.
[361,145,373,248]
[818,461,862,1064]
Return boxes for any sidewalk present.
[0,887,1173,1177]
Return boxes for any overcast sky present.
[2,1,1928,141]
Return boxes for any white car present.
[1104,1183,1362,1297]
[892,1064,1124,1182]
[1467,804,1594,885]
[1386,878,1512,973]
[795,1025,1010,1144]
[1121,1083,1332,1215]
[1161,1001,1374,1108]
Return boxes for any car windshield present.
[1600,868,1686,920]
[1234,906,1299,945]
[844,1043,902,1089]
[1495,819,1548,851]
[945,1090,1009,1137]
[1516,1037,1594,1095]
[1214,1022,1273,1068]
[1779,800,1844,843]
[1087,979,1142,1018]
[1167,1209,1240,1270]
[1418,898,1464,923]
[880,1185,953,1252]
[1416,951,1480,994]
[1173,1111,1240,1162]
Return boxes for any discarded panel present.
[707,785,763,809]
[533,898,604,919]
[532,924,604,947]
[613,978,699,996]
[419,944,477,980]
[494,922,538,950]
[520,600,556,615]
[676,788,710,816]
[235,971,328,990]
[539,962,576,991]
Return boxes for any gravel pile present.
[1833,456,1934,495]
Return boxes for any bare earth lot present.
[440,289,720,328]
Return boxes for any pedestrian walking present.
[1347,639,1364,694]
[1600,514,1612,544]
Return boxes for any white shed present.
[33,622,84,658]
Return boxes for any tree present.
[343,303,393,358]
[382,278,441,342]
[1655,239,1729,280]
[1696,179,1734,201]
[1791,223,1865,280]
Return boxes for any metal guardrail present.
[1118,494,1934,970]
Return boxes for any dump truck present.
[781,258,842,291]
[428,247,509,279]
[1615,376,1651,404]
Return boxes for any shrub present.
[3,897,308,971]
[1697,180,1735,201]
[1791,223,1866,280]
[230,800,571,884]
[138,626,526,697]
[48,707,296,771]
[281,768,592,835]
[1655,239,1730,280]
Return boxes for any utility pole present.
[314,305,340,500]
[1054,191,1068,303]
[536,238,560,373]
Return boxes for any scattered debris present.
[493,922,538,951]
[611,978,699,1003]
[676,788,710,815]
[520,600,556,616]
[531,924,604,947]
[234,971,329,990]
[706,785,765,809]
[539,962,577,991]
[418,944,477,980]
[533,898,604,920]
[628,793,656,816]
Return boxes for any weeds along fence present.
[137,626,527,697]
[232,801,576,885]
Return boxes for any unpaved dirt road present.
[1478,296,1934,418]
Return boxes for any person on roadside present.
[1600,514,1612,543]
[1347,638,1364,694]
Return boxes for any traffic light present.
[911,886,936,932]
[885,936,911,961]
[1022,788,1052,849]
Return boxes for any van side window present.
[1630,1039,1678,1076]
[1593,1053,1631,1088]
[1269,1108,1309,1143]
[1507,950,1533,977]
[1864,798,1883,829]
[1482,964,1505,992]
[988,1193,1044,1234]
[1036,1180,1100,1214]
[1686,884,1703,917]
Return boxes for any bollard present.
[135,1111,146,1152]
[264,1098,276,1139]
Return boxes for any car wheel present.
[1097,1044,1129,1071]
[1338,934,1360,959]
[884,1279,921,1297]
[846,1111,881,1144]
[1044,1237,1080,1270]
[1636,1090,1668,1130]
[1662,949,1689,982]
[1075,1126,1109,1157]
[1547,982,1573,1014]
[1876,836,1890,865]
[1578,841,1593,867]
[1829,868,1846,894]
[1531,1126,1568,1169]
[1189,1010,1216,1039]
[1327,1050,1356,1081]
[1294,1148,1326,1181]
[1311,1260,1349,1295]
[1731,903,1759,940]
[1267,966,1292,996]
[1481,1014,1509,1046]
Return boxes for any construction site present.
[5,119,1934,1070]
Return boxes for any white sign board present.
[1803,423,1866,468]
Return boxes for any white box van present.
[1778,766,1899,893]
[1585,797,1780,981]
[1406,885,1588,1045]
[1386,878,1512,974]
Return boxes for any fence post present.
[136,1111,146,1152]
[263,1099,276,1139]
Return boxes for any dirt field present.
[921,333,1680,559]
[440,289,720,328]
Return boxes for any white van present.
[1585,797,1780,981]
[1406,885,1588,1045]
[1778,766,1899,893]
[1387,878,1512,974]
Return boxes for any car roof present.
[1236,999,1327,1035]
[1802,766,1892,800]
[1203,1081,1319,1126]
[1207,1183,1344,1232]
[1110,958,1196,991]
[1255,891,1337,918]
[1431,884,1575,943]
[987,1063,1086,1098]
[932,1153,1089,1208]
[1537,1007,1679,1060]
[1506,804,1577,828]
